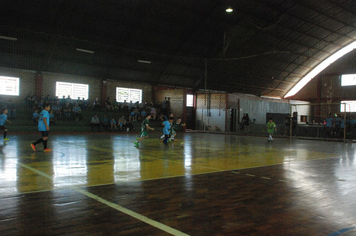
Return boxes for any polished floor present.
[0,133,356,235]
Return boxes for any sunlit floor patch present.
[0,133,349,196]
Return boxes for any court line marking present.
[17,162,190,236]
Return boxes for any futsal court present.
[1,132,356,236]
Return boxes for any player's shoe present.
[3,138,9,141]
[136,137,139,141]
[43,148,52,152]
[168,139,172,143]
[31,143,36,151]
[134,142,139,146]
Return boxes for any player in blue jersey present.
[31,103,51,152]
[0,108,11,141]
[162,117,174,145]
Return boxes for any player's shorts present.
[267,129,274,134]
[40,131,49,137]
[140,131,148,138]
[0,125,7,131]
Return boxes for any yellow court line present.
[17,162,190,236]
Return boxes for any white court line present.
[17,162,190,236]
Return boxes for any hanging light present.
[226,7,233,13]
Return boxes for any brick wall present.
[154,88,184,117]
[0,68,153,105]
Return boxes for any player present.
[31,103,51,152]
[266,118,277,142]
[162,117,174,145]
[134,114,154,147]
[169,117,186,141]
[0,108,11,141]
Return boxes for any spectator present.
[73,103,82,121]
[91,114,101,132]
[93,98,100,111]
[129,101,134,111]
[118,116,126,131]
[49,110,56,126]
[129,109,138,122]
[126,120,134,131]
[60,95,66,106]
[52,101,62,120]
[62,102,72,121]
[150,106,156,120]
[7,100,16,119]
[32,109,39,124]
[243,113,251,134]
[106,97,114,111]
[122,100,128,112]
[240,113,246,130]
[66,95,72,104]
[100,114,110,131]
[141,110,147,120]
[166,97,171,115]
[110,118,117,131]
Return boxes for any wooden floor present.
[0,133,356,236]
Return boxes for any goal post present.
[289,102,348,142]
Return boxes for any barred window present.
[56,81,89,100]
[116,87,142,103]
[0,76,19,96]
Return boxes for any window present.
[56,81,89,100]
[186,94,194,107]
[0,76,19,96]
[116,87,142,103]
[340,101,356,112]
[341,74,356,86]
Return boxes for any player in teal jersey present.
[31,103,51,152]
[0,108,11,141]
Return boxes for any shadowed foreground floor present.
[0,133,355,235]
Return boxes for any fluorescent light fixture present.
[138,60,151,64]
[226,8,233,13]
[76,48,94,54]
[0,35,17,41]
[284,41,356,98]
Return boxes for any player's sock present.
[43,140,48,149]
[33,138,44,145]
[4,131,7,139]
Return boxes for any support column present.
[101,80,107,107]
[36,72,42,99]
[316,76,322,122]
[183,90,187,132]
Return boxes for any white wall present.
[196,109,226,131]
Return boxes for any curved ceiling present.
[1,0,356,98]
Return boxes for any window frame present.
[55,81,89,100]
[116,87,142,103]
[0,76,20,96]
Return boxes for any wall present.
[196,93,227,131]
[0,68,153,105]
[153,88,184,118]
[0,67,36,103]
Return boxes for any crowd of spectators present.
[21,93,174,131]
